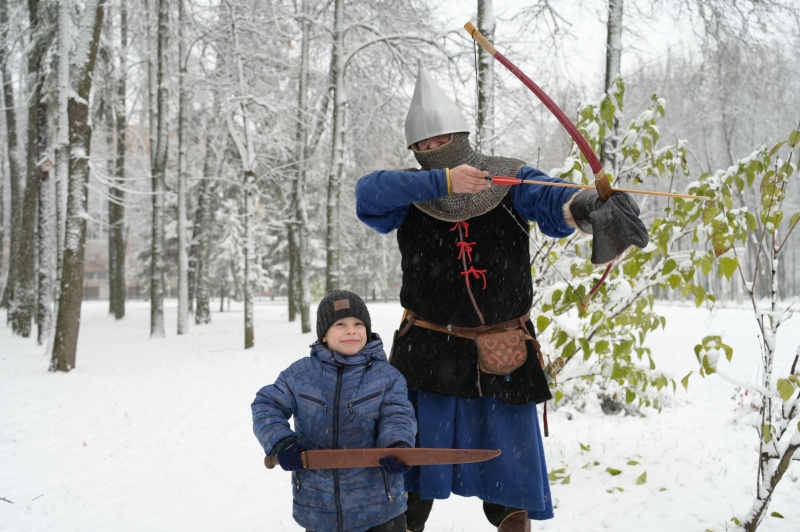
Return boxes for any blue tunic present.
[404,390,553,520]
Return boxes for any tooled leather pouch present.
[475,329,528,376]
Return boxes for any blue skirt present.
[404,390,553,521]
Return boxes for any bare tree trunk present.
[54,0,70,300]
[176,0,189,334]
[476,0,495,154]
[0,0,22,310]
[325,0,345,292]
[225,0,257,347]
[149,0,169,338]
[291,2,312,333]
[191,137,216,325]
[50,0,105,372]
[109,0,127,320]
[11,0,49,337]
[601,0,623,172]
[36,127,53,346]
[243,170,254,349]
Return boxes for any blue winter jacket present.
[252,334,417,532]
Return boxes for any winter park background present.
[2,299,800,531]
[2,0,800,531]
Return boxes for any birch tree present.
[54,0,70,292]
[8,0,51,338]
[475,0,495,154]
[176,0,189,334]
[50,0,106,371]
[108,0,127,320]
[287,0,312,333]
[149,0,169,338]
[223,0,259,349]
[600,0,623,174]
[0,0,22,310]
[324,0,346,292]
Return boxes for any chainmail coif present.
[412,133,526,222]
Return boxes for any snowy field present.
[2,298,799,532]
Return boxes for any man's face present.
[416,134,452,151]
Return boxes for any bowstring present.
[499,201,585,304]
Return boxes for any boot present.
[497,510,531,532]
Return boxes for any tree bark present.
[176,0,189,334]
[476,0,495,155]
[291,2,312,333]
[191,138,216,325]
[11,0,49,337]
[50,0,106,372]
[149,0,169,338]
[601,0,623,172]
[108,0,127,320]
[0,0,22,310]
[325,0,345,292]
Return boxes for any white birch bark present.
[0,0,22,309]
[224,0,257,348]
[149,0,169,338]
[325,0,346,292]
[54,0,70,296]
[292,1,311,333]
[176,0,189,334]
[476,0,495,155]
[601,0,624,172]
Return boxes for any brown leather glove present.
[567,189,649,264]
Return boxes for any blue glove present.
[379,455,411,475]
[379,442,412,475]
[277,442,307,472]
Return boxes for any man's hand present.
[449,164,491,194]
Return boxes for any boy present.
[252,290,417,532]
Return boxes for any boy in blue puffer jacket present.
[252,290,417,532]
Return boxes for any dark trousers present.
[305,513,406,532]
[406,491,523,531]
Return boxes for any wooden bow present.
[465,21,617,309]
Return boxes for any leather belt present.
[397,309,532,340]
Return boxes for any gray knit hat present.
[316,290,372,342]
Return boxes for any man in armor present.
[355,67,648,532]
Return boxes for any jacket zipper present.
[347,391,381,413]
[298,393,328,412]
[333,364,344,532]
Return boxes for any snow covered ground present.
[2,299,799,531]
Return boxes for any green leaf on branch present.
[789,212,800,231]
[719,257,739,280]
[762,424,773,444]
[536,315,551,333]
[777,378,795,401]
[789,129,800,148]
[626,389,636,404]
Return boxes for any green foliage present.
[534,80,707,410]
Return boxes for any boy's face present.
[322,317,368,356]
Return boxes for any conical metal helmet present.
[404,66,469,149]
